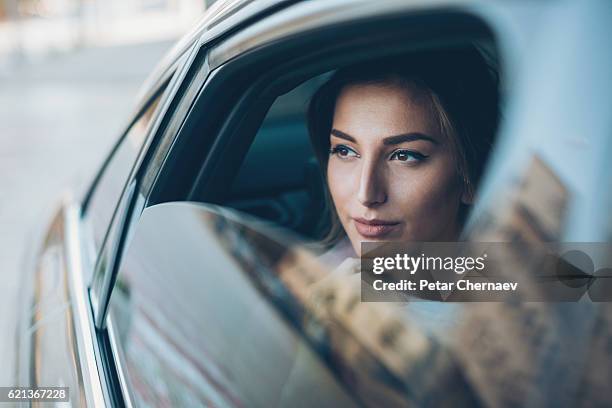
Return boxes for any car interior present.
[218,41,501,247]
[225,73,332,241]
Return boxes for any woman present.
[308,46,500,258]
[301,49,501,388]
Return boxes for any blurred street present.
[0,39,174,385]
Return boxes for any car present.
[16,0,612,406]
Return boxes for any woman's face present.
[327,81,468,255]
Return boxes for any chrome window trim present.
[91,180,137,327]
[106,312,135,408]
[132,56,186,133]
[81,211,98,283]
[64,200,108,407]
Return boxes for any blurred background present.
[0,0,213,385]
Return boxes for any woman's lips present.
[352,218,400,239]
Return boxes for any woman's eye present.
[389,150,427,163]
[330,145,359,159]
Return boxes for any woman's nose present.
[357,159,387,207]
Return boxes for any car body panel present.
[17,201,107,406]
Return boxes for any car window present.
[221,46,501,245]
[101,5,513,407]
[85,84,168,251]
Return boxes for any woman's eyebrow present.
[383,133,439,145]
[330,129,357,143]
[331,129,438,145]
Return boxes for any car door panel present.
[18,205,107,407]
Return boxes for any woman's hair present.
[307,45,500,245]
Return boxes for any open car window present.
[215,42,502,246]
[226,74,332,241]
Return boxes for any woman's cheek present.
[391,163,460,227]
[327,161,354,216]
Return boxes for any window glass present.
[86,89,166,250]
[108,203,476,407]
